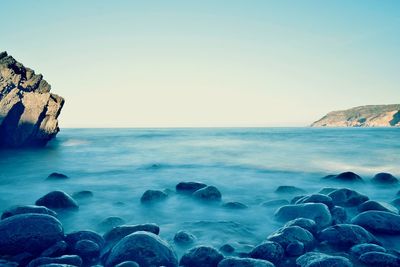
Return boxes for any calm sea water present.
[0,128,399,255]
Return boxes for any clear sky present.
[2,0,400,127]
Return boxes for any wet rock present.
[176,181,207,193]
[35,191,78,210]
[290,195,305,204]
[46,173,68,180]
[1,205,57,219]
[275,186,305,194]
[114,261,140,267]
[193,186,222,201]
[351,210,400,234]
[180,246,223,267]
[319,187,338,195]
[371,172,398,184]
[0,214,64,255]
[73,240,100,263]
[296,252,352,267]
[358,200,398,214]
[218,257,274,267]
[267,226,314,251]
[323,171,363,182]
[220,244,235,254]
[40,241,68,257]
[72,190,93,199]
[249,241,284,264]
[328,188,368,207]
[331,206,348,224]
[284,218,317,235]
[359,251,400,267]
[98,216,125,232]
[260,199,289,207]
[318,224,378,249]
[27,255,82,267]
[286,241,304,256]
[105,231,178,267]
[173,230,196,245]
[140,189,168,203]
[295,194,333,209]
[65,230,104,249]
[222,202,248,209]
[274,203,332,229]
[350,243,386,257]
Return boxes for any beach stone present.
[98,216,125,232]
[140,189,168,203]
[351,210,400,234]
[359,251,400,267]
[284,218,317,235]
[73,240,100,262]
[267,226,314,251]
[371,173,398,184]
[323,171,363,182]
[220,244,235,254]
[27,255,82,267]
[319,187,338,195]
[173,230,196,245]
[105,231,178,267]
[222,202,248,209]
[46,173,68,180]
[36,191,78,210]
[295,194,333,208]
[358,200,398,214]
[40,241,68,257]
[274,203,332,229]
[286,241,304,256]
[249,241,284,264]
[176,181,207,193]
[275,186,305,194]
[350,243,386,257]
[328,188,368,207]
[114,261,140,267]
[193,186,222,201]
[318,224,378,249]
[72,190,93,199]
[0,214,64,255]
[290,195,305,204]
[331,206,348,224]
[260,199,289,207]
[1,205,57,219]
[65,230,104,249]
[296,252,352,267]
[218,257,274,267]
[180,246,223,267]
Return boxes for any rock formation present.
[311,104,400,127]
[0,51,64,147]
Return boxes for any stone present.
[1,205,57,219]
[296,252,352,267]
[173,230,196,245]
[0,52,64,148]
[72,190,93,199]
[65,230,104,249]
[140,189,168,203]
[351,210,400,234]
[323,172,363,182]
[284,218,317,235]
[35,191,78,210]
[98,216,125,232]
[249,241,284,264]
[290,195,305,204]
[114,262,140,267]
[193,186,222,201]
[73,240,100,263]
[176,181,207,193]
[220,244,235,254]
[274,203,332,229]
[350,243,386,257]
[0,214,64,255]
[105,231,178,267]
[359,252,400,267]
[295,194,333,208]
[46,173,68,180]
[358,200,398,214]
[328,188,368,207]
[260,199,289,207]
[27,255,82,267]
[40,241,68,257]
[218,257,274,267]
[275,186,305,194]
[180,246,223,267]
[286,241,304,256]
[371,173,398,184]
[222,202,248,209]
[267,226,314,251]
[319,187,338,195]
[330,206,348,224]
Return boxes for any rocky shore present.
[1,172,400,267]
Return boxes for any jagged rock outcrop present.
[311,104,400,127]
[0,51,64,147]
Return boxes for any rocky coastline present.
[1,172,400,266]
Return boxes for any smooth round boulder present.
[323,171,363,182]
[295,194,333,208]
[318,224,378,249]
[218,257,274,267]
[328,188,368,207]
[72,190,93,199]
[359,252,400,267]
[222,202,248,209]
[296,252,352,267]
[371,173,398,184]
[27,255,82,267]
[284,218,317,235]
[275,186,305,194]
[0,214,64,255]
[249,241,284,264]
[267,226,314,251]
[319,187,338,195]
[351,210,400,234]
[274,203,332,229]
[140,190,168,203]
[220,244,235,254]
[180,246,224,267]
[173,230,196,245]
[358,200,398,214]
[105,231,178,267]
[350,243,386,257]
[46,172,68,180]
[176,181,207,193]
[1,205,57,220]
[65,230,104,249]
[331,206,348,224]
[35,191,78,210]
[286,241,304,256]
[73,240,100,263]
[192,186,222,201]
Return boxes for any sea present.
[0,127,399,255]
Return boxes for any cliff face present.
[0,52,64,148]
[311,104,400,127]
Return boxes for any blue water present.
[0,128,399,255]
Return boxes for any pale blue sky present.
[2,0,400,127]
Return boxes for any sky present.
[2,0,400,127]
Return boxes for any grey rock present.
[296,252,352,267]
[286,241,304,256]
[35,191,78,210]
[193,186,222,201]
[176,181,207,193]
[267,226,314,251]
[350,243,386,257]
[372,172,398,184]
[359,252,400,267]
[328,188,368,207]
[358,200,398,214]
[323,172,363,182]
[27,255,82,267]
[1,205,57,219]
[140,189,168,203]
[275,186,305,194]
[40,241,68,257]
[218,257,274,267]
[73,240,100,263]
[173,230,196,245]
[0,52,64,148]
[351,210,400,234]
[180,246,223,267]
[249,241,283,264]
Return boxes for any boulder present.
[260,199,289,207]
[73,240,100,263]
[98,216,125,232]
[249,241,284,264]
[173,230,196,245]
[296,252,352,267]
[222,202,248,209]
[218,257,274,267]
[283,218,317,235]
[40,241,68,257]
[0,214,64,255]
[351,210,400,234]
[323,171,363,182]
[275,186,305,194]
[358,200,398,214]
[71,190,93,199]
[46,173,68,180]
[140,189,168,203]
[274,203,332,229]
[267,226,314,251]
[286,241,304,256]
[328,188,368,207]
[350,243,386,257]
[330,206,348,224]
[0,52,64,148]
[193,186,222,201]
[295,194,333,208]
[371,173,398,184]
[179,246,223,267]
[220,244,235,254]
[65,230,104,249]
[35,191,78,210]
[1,205,57,219]
[176,181,207,193]
[359,252,400,267]
[27,255,82,267]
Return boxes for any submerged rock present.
[295,194,334,208]
[222,201,248,209]
[0,51,64,148]
[351,210,400,234]
[275,185,305,194]
[328,188,368,207]
[330,206,348,224]
[323,171,363,182]
[35,191,78,210]
[46,172,68,180]
[249,241,284,264]
[218,257,274,267]
[359,251,400,267]
[1,204,57,219]
[140,189,168,203]
[176,181,207,193]
[267,226,314,251]
[173,230,196,245]
[193,186,222,201]
[180,246,223,267]
[296,252,352,267]
[371,172,398,184]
